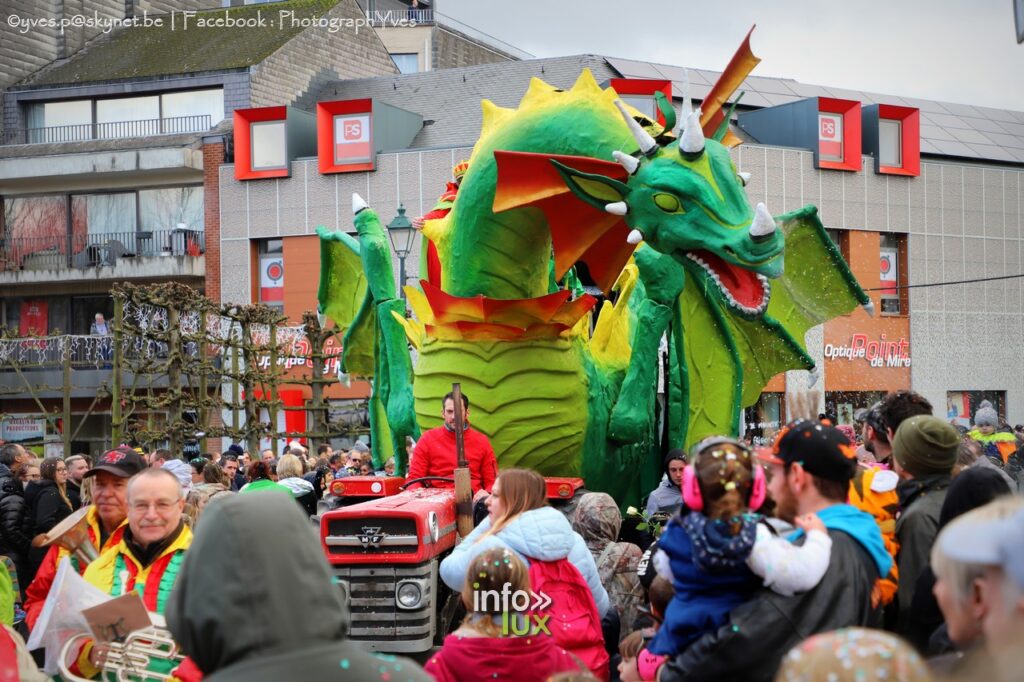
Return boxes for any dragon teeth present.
[685,253,771,316]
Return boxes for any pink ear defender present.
[681,437,767,513]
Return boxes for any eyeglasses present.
[130,500,178,513]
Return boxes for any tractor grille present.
[324,517,419,555]
[332,560,437,652]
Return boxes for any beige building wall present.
[373,25,434,72]
[220,143,1024,422]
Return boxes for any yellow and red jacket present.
[848,466,900,607]
[24,506,126,629]
[967,429,1018,464]
[74,524,194,680]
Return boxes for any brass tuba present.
[41,505,98,564]
[58,620,185,682]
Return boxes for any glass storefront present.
[825,390,886,426]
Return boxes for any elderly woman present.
[571,492,644,641]
[929,495,1024,674]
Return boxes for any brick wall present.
[249,0,398,110]
[203,138,224,302]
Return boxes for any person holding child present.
[654,422,891,682]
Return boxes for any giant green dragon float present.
[317,32,869,506]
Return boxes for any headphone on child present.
[681,436,767,512]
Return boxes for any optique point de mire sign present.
[823,333,910,368]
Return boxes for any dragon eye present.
[653,193,683,213]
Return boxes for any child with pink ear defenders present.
[638,436,832,675]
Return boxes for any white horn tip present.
[749,202,777,237]
[863,300,876,317]
[352,193,369,214]
[680,110,706,155]
[626,229,644,245]
[738,171,751,186]
[605,201,629,216]
[612,150,640,175]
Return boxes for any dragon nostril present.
[750,233,773,244]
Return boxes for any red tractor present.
[319,475,585,653]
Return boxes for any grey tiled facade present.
[220,143,1024,422]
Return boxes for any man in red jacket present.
[407,392,497,505]
[23,447,142,630]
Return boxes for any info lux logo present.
[473,584,553,635]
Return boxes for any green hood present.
[165,491,430,680]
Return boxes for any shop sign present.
[255,336,344,375]
[1,416,46,442]
[823,333,910,368]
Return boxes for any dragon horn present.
[605,201,629,216]
[352,193,369,215]
[679,108,706,157]
[676,69,693,136]
[748,202,776,240]
[626,229,644,245]
[613,99,658,157]
[738,171,751,186]
[612,151,640,175]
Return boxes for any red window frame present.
[608,79,673,127]
[317,98,375,174]
[875,105,920,177]
[817,98,861,172]
[234,106,289,181]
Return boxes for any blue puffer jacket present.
[440,506,610,617]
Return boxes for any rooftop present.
[322,53,1024,164]
[18,0,346,88]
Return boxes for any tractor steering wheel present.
[401,476,455,490]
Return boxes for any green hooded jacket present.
[165,490,432,681]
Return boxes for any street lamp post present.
[386,204,417,302]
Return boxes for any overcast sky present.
[439,0,1024,112]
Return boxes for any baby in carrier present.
[646,436,832,659]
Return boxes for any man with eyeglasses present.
[69,467,193,678]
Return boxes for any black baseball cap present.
[85,446,147,479]
[759,420,857,483]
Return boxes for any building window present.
[818,112,845,163]
[250,121,287,171]
[825,390,885,427]
[161,89,225,131]
[878,119,902,168]
[880,233,905,315]
[947,390,1006,429]
[391,53,419,74]
[257,239,284,310]
[743,393,784,446]
[25,89,223,143]
[621,94,657,121]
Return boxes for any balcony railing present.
[365,8,433,25]
[2,115,213,145]
[0,228,204,272]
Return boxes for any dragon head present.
[553,94,784,318]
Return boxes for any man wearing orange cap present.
[412,160,468,287]
[22,447,143,630]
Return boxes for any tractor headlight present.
[396,580,424,610]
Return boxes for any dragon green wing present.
[316,226,376,377]
[721,204,870,407]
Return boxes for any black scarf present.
[123,520,185,568]
[897,474,951,512]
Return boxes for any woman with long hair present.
[439,469,610,678]
[425,548,583,681]
[25,457,74,580]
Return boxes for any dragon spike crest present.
[605,201,629,216]
[612,150,640,175]
[613,99,658,157]
[749,202,776,241]
[678,109,706,158]
[677,69,693,132]
[626,229,644,245]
